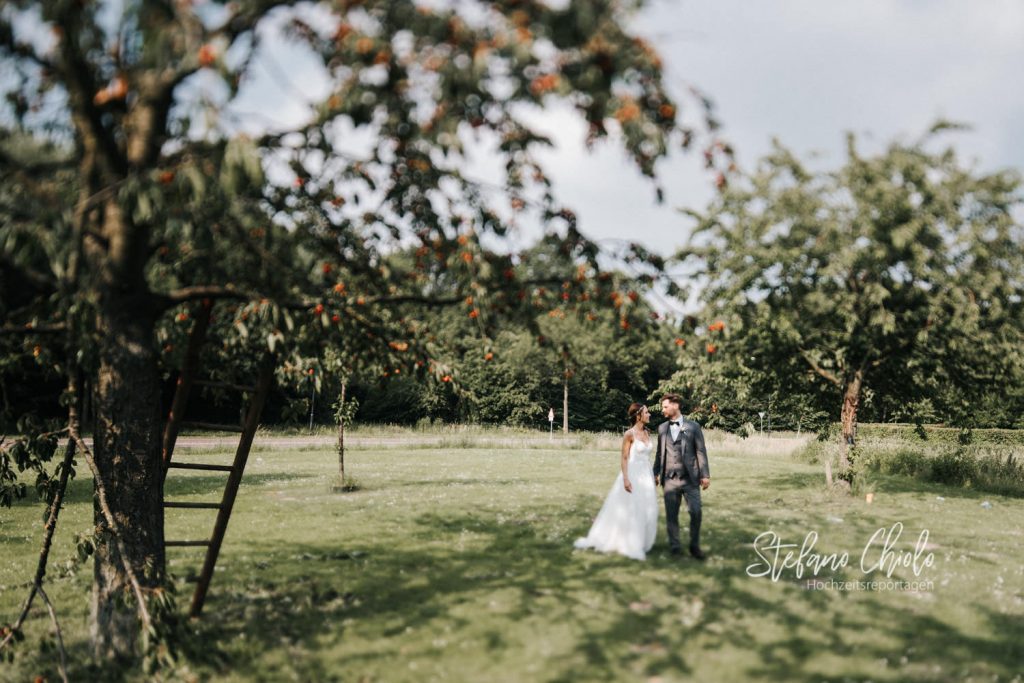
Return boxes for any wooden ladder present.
[161,301,275,618]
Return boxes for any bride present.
[574,402,658,560]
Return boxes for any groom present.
[653,393,711,559]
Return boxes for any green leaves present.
[0,425,62,508]
[682,124,1024,431]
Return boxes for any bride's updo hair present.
[627,402,645,426]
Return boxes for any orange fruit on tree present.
[198,43,217,67]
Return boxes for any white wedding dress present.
[574,432,658,561]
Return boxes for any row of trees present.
[298,146,1024,437]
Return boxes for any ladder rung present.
[194,379,257,393]
[166,540,212,547]
[180,421,244,433]
[163,501,222,509]
[167,462,234,472]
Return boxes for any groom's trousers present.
[664,475,702,552]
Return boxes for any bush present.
[975,452,1024,497]
[928,448,979,487]
[858,423,1024,447]
[845,446,876,494]
[793,428,1024,497]
[794,440,826,465]
[879,449,930,478]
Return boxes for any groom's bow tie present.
[669,420,681,426]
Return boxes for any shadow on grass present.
[870,471,1015,501]
[387,477,528,489]
[4,472,315,509]
[759,471,824,492]
[163,472,310,499]
[194,504,693,681]
[157,498,1023,683]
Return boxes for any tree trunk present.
[337,381,346,481]
[60,11,170,657]
[89,283,165,660]
[562,373,569,435]
[838,369,864,472]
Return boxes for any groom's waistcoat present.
[664,431,688,476]
[656,418,710,482]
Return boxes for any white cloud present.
[495,0,1024,254]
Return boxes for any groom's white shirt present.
[669,420,681,441]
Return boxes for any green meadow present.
[2,430,1022,682]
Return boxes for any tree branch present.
[158,241,519,314]
[36,586,69,683]
[0,313,81,670]
[363,293,464,307]
[55,6,128,177]
[154,284,311,312]
[157,284,262,306]
[0,433,74,655]
[798,348,843,387]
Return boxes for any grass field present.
[2,430,1022,682]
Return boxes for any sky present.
[518,0,1024,252]
[218,0,1024,255]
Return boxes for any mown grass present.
[1,432,1022,682]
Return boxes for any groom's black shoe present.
[689,547,707,561]
[669,546,683,556]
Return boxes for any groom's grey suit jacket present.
[653,418,710,484]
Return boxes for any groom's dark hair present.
[660,393,683,408]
